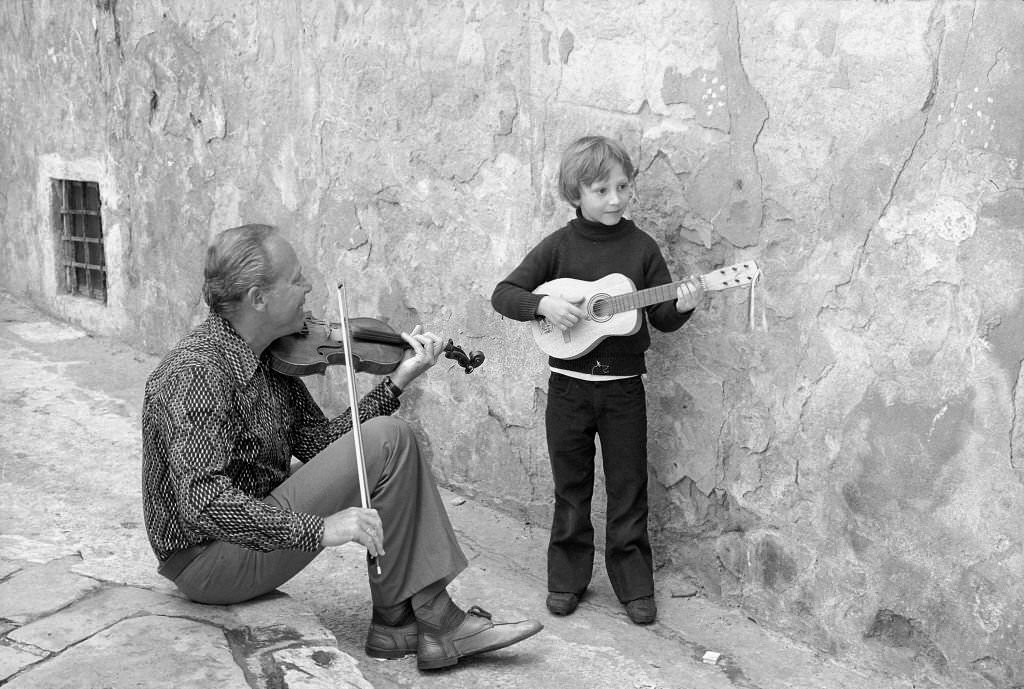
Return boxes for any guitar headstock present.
[697,261,761,292]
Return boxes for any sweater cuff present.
[518,293,544,322]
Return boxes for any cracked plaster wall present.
[3,0,1024,684]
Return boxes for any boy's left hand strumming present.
[675,279,704,313]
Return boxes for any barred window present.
[53,179,107,303]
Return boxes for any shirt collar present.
[205,312,261,386]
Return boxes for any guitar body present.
[531,273,641,360]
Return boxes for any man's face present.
[262,235,312,338]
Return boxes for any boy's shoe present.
[624,596,657,625]
[546,591,581,616]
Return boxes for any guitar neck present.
[605,280,686,316]
[605,262,759,315]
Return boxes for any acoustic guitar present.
[530,261,760,359]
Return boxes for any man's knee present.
[361,415,414,446]
[361,415,419,469]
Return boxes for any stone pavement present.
[0,291,973,689]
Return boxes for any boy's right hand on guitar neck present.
[537,295,586,332]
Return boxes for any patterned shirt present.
[141,313,400,563]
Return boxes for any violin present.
[268,315,485,377]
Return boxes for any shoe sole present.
[628,616,656,625]
[417,623,544,671]
[365,646,416,659]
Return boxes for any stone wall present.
[3,1,1023,684]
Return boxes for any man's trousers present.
[168,416,468,606]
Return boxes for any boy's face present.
[577,162,631,226]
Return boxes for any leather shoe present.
[417,605,543,670]
[546,591,581,616]
[365,620,418,659]
[624,596,657,625]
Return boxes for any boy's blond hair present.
[557,136,636,206]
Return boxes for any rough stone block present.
[0,558,101,625]
[4,616,249,689]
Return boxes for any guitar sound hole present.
[590,296,611,321]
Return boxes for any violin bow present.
[334,282,381,575]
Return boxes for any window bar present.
[61,181,73,296]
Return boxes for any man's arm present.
[287,324,444,462]
[287,377,399,462]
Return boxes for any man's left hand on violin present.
[389,325,444,389]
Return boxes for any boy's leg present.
[596,376,654,603]
[544,373,598,595]
[172,416,466,606]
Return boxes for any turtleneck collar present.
[570,207,635,241]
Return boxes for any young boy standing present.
[491,135,703,625]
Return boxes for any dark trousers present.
[169,416,467,606]
[545,372,653,603]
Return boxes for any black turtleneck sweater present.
[491,210,692,376]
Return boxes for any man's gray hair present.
[202,224,279,316]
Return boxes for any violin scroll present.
[443,339,485,374]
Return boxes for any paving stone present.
[0,539,79,567]
[5,615,250,689]
[229,592,338,645]
[0,557,101,624]
[134,589,337,645]
[272,646,373,689]
[0,557,22,579]
[0,643,47,683]
[9,584,172,652]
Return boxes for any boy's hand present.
[675,279,704,313]
[537,295,586,332]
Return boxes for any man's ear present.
[245,285,268,313]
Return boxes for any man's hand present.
[676,279,704,313]
[322,507,384,557]
[537,295,586,332]
[388,325,444,390]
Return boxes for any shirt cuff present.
[298,513,325,551]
